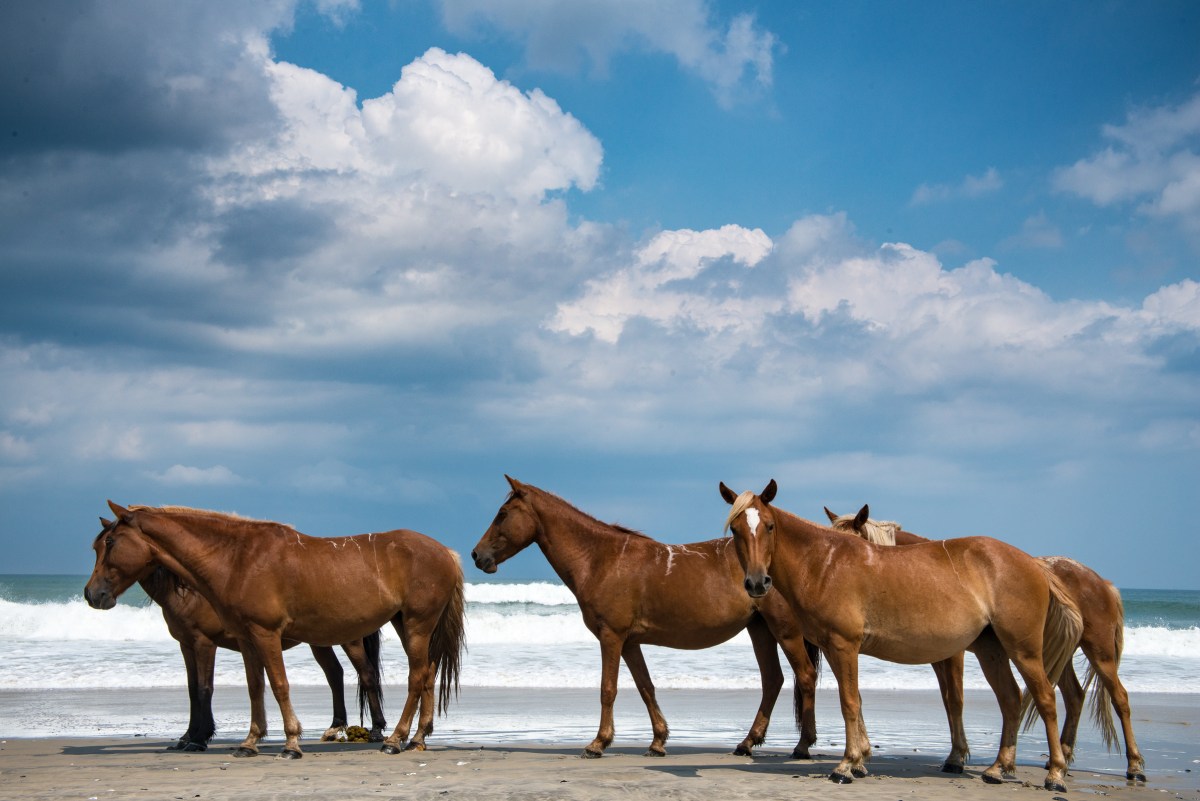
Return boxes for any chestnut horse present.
[138,564,387,750]
[471,476,821,759]
[826,505,1145,781]
[85,503,465,759]
[721,480,1082,791]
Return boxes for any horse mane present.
[829,513,902,546]
[130,505,297,532]
[723,491,757,533]
[517,486,653,541]
[141,565,190,599]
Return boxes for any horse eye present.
[493,510,507,526]
[105,536,115,548]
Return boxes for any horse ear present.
[107,500,131,520]
[761,479,777,504]
[718,482,738,505]
[99,517,114,528]
[824,506,838,524]
[854,504,870,530]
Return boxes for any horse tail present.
[357,629,384,725]
[431,550,466,716]
[792,639,821,737]
[1019,565,1084,730]
[1084,581,1123,751]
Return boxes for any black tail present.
[357,629,384,725]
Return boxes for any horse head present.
[719,479,779,598]
[84,501,159,610]
[825,505,902,546]
[471,475,541,574]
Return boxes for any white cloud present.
[910,167,1003,206]
[1054,92,1200,232]
[548,224,773,342]
[436,0,777,107]
[150,464,244,486]
[1001,212,1064,250]
[224,46,602,201]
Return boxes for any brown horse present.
[85,503,465,759]
[826,505,1146,781]
[138,564,387,750]
[721,480,1082,791]
[470,476,821,759]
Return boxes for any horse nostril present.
[744,578,753,592]
[763,575,772,588]
[471,551,477,561]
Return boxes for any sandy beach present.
[1,736,1194,801]
[1,688,1196,800]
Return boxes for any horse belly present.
[861,631,976,665]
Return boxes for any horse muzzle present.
[471,550,497,574]
[84,584,116,610]
[744,573,773,598]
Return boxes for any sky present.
[1,1,1198,589]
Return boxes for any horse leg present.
[341,638,387,742]
[246,632,304,759]
[1083,646,1146,781]
[583,628,624,758]
[772,632,818,759]
[971,635,1021,783]
[1008,648,1068,792]
[379,618,436,753]
[233,646,269,758]
[309,644,348,742]
[734,617,784,756]
[1055,662,1084,767]
[167,641,199,751]
[822,640,870,782]
[183,637,218,751]
[621,642,669,756]
[931,652,969,773]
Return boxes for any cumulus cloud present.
[150,464,245,486]
[1054,91,1200,232]
[437,0,778,106]
[910,167,1003,206]
[549,224,773,342]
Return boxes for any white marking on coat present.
[745,508,761,538]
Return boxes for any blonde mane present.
[829,513,902,546]
[723,491,757,533]
[130,505,296,532]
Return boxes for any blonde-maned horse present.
[721,480,1082,791]
[86,503,465,759]
[826,505,1145,782]
[471,476,822,759]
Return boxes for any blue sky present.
[1,1,1198,589]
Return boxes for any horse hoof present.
[582,749,604,759]
[1044,779,1067,793]
[369,729,386,743]
[829,772,853,784]
[791,748,811,760]
[1127,771,1147,782]
[851,767,868,779]
[233,747,258,758]
[181,742,207,753]
[941,763,964,774]
[380,744,402,755]
[165,741,186,751]
[644,749,667,758]
[981,773,1003,785]
[279,749,303,760]
[403,741,426,752]
[733,744,752,757]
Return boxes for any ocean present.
[1,575,1198,781]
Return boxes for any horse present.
[85,503,465,759]
[470,476,822,759]
[720,480,1082,791]
[138,563,387,750]
[825,505,1146,781]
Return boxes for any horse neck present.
[134,512,238,602]
[525,489,629,593]
[771,508,841,587]
[137,566,182,606]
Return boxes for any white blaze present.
[745,508,761,537]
